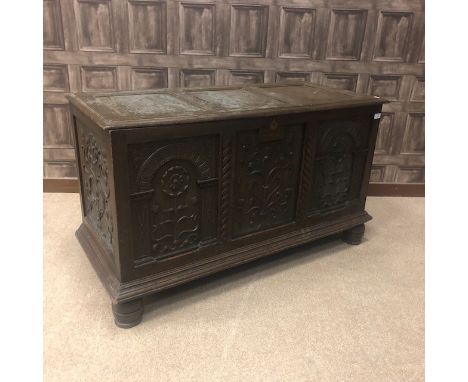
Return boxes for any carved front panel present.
[232,125,303,237]
[77,123,114,253]
[128,136,218,266]
[307,119,370,214]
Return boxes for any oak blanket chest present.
[68,83,386,328]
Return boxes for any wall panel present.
[43,0,425,184]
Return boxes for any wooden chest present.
[68,83,386,328]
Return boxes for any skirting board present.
[43,178,425,197]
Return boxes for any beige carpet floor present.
[44,194,424,382]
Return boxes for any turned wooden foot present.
[342,224,365,245]
[112,299,144,328]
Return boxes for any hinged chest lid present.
[68,82,386,130]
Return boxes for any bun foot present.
[112,299,144,328]
[342,224,365,245]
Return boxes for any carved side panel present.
[307,119,370,214]
[128,136,218,266]
[232,125,303,237]
[76,123,114,253]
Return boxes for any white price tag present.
[374,113,381,120]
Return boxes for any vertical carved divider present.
[297,124,315,220]
[219,132,233,241]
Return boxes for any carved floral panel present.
[307,119,370,214]
[128,136,218,266]
[232,125,303,237]
[77,125,114,252]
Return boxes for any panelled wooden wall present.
[43,0,425,184]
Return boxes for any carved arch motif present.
[309,120,368,213]
[136,143,211,192]
[148,159,201,257]
[317,128,357,208]
[129,137,218,266]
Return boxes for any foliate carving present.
[79,130,114,251]
[308,121,369,213]
[317,134,354,208]
[150,161,200,256]
[129,137,218,265]
[232,126,303,237]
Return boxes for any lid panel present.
[186,89,287,110]
[86,93,202,120]
[68,83,386,129]
[256,84,350,105]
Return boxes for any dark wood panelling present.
[395,167,425,183]
[368,75,401,101]
[43,0,425,184]
[374,112,394,155]
[43,104,73,148]
[323,73,358,92]
[410,76,425,102]
[367,183,424,197]
[81,65,118,91]
[373,11,412,62]
[44,161,77,179]
[180,68,216,87]
[370,165,386,183]
[326,9,367,60]
[400,113,425,155]
[230,5,268,57]
[276,72,310,82]
[180,3,215,55]
[43,0,64,50]
[74,0,115,51]
[131,67,167,90]
[279,7,315,58]
[229,70,264,85]
[44,64,70,91]
[128,0,166,53]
